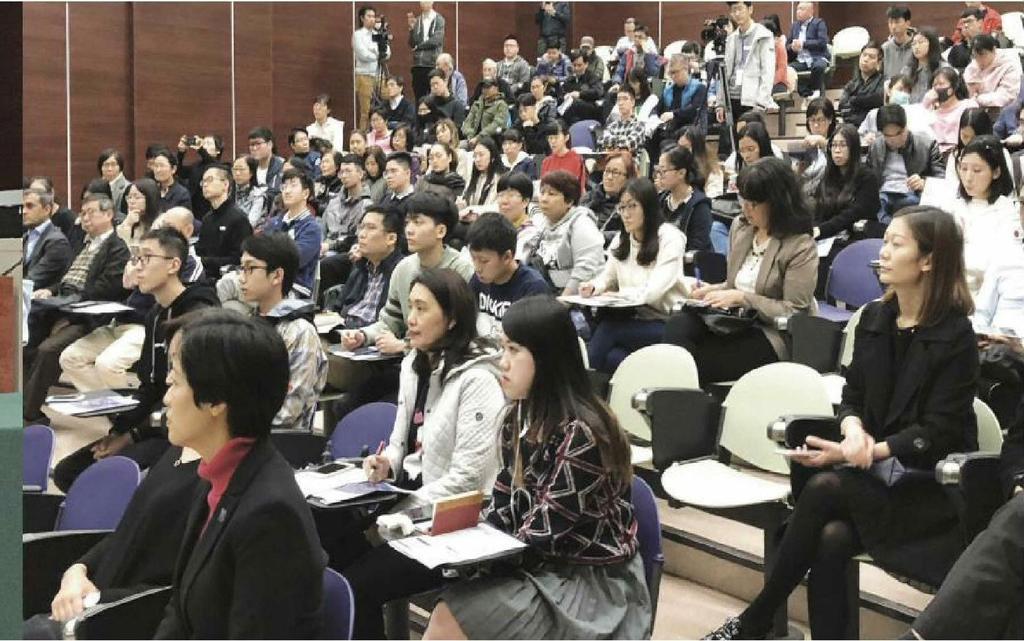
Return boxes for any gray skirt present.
[440,553,652,639]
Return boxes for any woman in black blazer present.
[154,310,326,639]
[707,206,979,640]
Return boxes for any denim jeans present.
[877,191,920,224]
[587,318,665,374]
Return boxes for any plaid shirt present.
[599,117,647,154]
[60,230,113,295]
[344,261,386,328]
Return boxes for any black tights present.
[741,471,863,639]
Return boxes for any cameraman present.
[354,5,389,132]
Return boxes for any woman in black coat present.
[154,310,326,639]
[707,206,979,640]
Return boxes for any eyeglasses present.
[130,254,175,265]
[238,264,270,277]
[604,168,628,178]
[653,167,678,177]
[829,140,849,150]
[248,140,268,149]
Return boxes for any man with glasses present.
[650,54,709,156]
[380,152,417,216]
[23,194,131,424]
[196,164,253,276]
[51,227,219,491]
[949,7,986,70]
[247,126,285,196]
[716,2,776,125]
[866,104,944,224]
[599,87,647,155]
[262,168,322,299]
[238,232,327,431]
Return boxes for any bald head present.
[154,207,195,239]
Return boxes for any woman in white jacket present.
[948,135,1022,296]
[344,267,506,639]
[580,177,688,373]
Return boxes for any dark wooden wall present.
[24,1,1021,208]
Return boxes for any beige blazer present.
[726,215,819,358]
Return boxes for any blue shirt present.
[24,219,52,263]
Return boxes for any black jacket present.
[660,189,713,252]
[432,94,467,127]
[580,184,622,232]
[158,181,192,213]
[839,71,884,126]
[812,169,881,239]
[560,71,603,103]
[866,130,945,191]
[77,446,202,604]
[383,97,418,129]
[154,438,326,639]
[177,147,220,219]
[23,222,72,291]
[111,282,220,439]
[332,249,404,325]
[521,121,551,155]
[416,170,466,203]
[50,231,131,302]
[839,299,979,470]
[195,199,253,276]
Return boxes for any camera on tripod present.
[372,15,391,58]
[700,17,730,57]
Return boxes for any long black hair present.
[681,126,720,188]
[464,136,504,205]
[953,107,994,164]
[737,157,814,237]
[908,28,941,86]
[956,135,1015,203]
[128,177,161,232]
[736,122,773,174]
[500,296,632,486]
[815,124,866,219]
[613,177,664,266]
[410,268,485,380]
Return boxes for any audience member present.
[176,134,224,218]
[195,164,253,276]
[651,55,708,154]
[540,119,586,194]
[389,125,420,179]
[323,153,372,255]
[787,2,830,98]
[499,129,538,179]
[923,67,979,154]
[611,23,660,87]
[327,207,404,331]
[867,104,945,223]
[343,268,505,638]
[153,309,325,638]
[466,212,549,336]
[150,149,191,213]
[315,150,344,213]
[963,34,1023,109]
[531,169,604,294]
[423,294,650,640]
[382,76,417,129]
[762,14,789,96]
[679,126,725,199]
[24,194,130,424]
[904,29,943,103]
[716,1,777,123]
[418,143,467,202]
[496,172,543,261]
[364,146,389,204]
[458,137,504,222]
[945,107,1010,183]
[247,126,285,196]
[408,1,446,102]
[288,127,322,178]
[535,1,570,55]
[367,109,394,153]
[578,36,606,81]
[22,187,72,292]
[953,0,1003,44]
[26,176,76,248]
[858,74,918,146]
[882,6,915,80]
[811,124,881,241]
[309,93,347,152]
[582,151,634,236]
[380,151,418,216]
[536,40,571,82]
[582,177,687,373]
[462,79,508,147]
[658,146,713,252]
[116,178,161,245]
[435,52,468,105]
[97,148,129,213]
[948,7,987,70]
[995,99,1024,145]
[599,87,647,155]
[561,49,605,125]
[796,97,837,192]
[354,6,386,131]
[350,129,369,158]
[232,155,269,228]
[428,69,467,127]
[707,206,979,640]
[261,168,323,299]
[53,227,219,490]
[517,94,552,155]
[725,121,774,192]
[839,40,885,126]
[665,158,817,383]
[496,34,532,97]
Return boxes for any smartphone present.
[46,393,85,403]
[315,461,353,474]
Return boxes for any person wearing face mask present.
[923,67,979,154]
[858,74,937,148]
[838,41,885,127]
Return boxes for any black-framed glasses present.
[238,264,270,277]
[129,254,175,266]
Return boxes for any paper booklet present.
[389,522,527,569]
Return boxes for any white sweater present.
[949,195,1023,296]
[384,345,505,507]
[592,223,689,319]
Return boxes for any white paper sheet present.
[816,236,836,258]
[558,293,642,308]
[389,523,527,569]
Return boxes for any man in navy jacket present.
[262,167,322,299]
[787,2,830,98]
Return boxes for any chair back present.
[631,476,664,623]
[57,456,141,531]
[839,304,866,371]
[270,429,328,468]
[24,424,55,491]
[610,344,699,441]
[974,397,1004,453]
[71,585,172,639]
[323,567,355,639]
[663,40,687,58]
[330,402,398,458]
[789,314,845,374]
[833,26,870,58]
[568,119,600,149]
[1003,12,1024,46]
[720,363,833,475]
[826,239,883,309]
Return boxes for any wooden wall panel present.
[819,1,1023,46]
[69,3,132,207]
[572,3,661,54]
[232,3,274,159]
[457,2,521,91]
[661,2,794,48]
[131,3,232,180]
[270,2,352,154]
[23,3,69,206]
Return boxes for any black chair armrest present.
[786,314,847,373]
[935,452,1004,542]
[23,530,112,620]
[768,415,840,447]
[23,493,65,534]
[71,585,173,640]
[632,388,721,470]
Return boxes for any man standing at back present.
[354,6,386,132]
[716,2,776,127]
[535,1,570,57]
[408,1,446,102]
[787,2,830,100]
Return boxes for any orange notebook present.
[430,490,484,535]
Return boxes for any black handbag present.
[682,300,758,336]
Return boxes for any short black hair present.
[173,309,290,440]
[540,169,581,206]
[145,144,171,160]
[385,150,413,172]
[517,93,538,108]
[726,1,752,7]
[467,212,517,255]
[501,128,523,144]
[972,34,999,53]
[203,163,231,183]
[497,172,533,200]
[886,6,911,21]
[387,75,405,88]
[544,37,562,51]
[358,5,375,20]
[241,232,300,297]
[339,153,365,172]
[288,127,309,145]
[315,93,332,107]
[151,149,178,167]
[504,34,518,44]
[405,191,458,241]
[97,148,125,174]
[363,206,404,236]
[569,49,586,63]
[248,126,274,142]
[282,166,313,194]
[139,226,189,271]
[737,157,813,238]
[428,69,446,82]
[877,103,907,130]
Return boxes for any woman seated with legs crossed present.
[342,268,506,639]
[581,177,688,374]
[664,157,818,384]
[424,295,652,640]
[707,206,980,640]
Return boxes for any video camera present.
[700,17,730,57]
[372,15,391,58]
